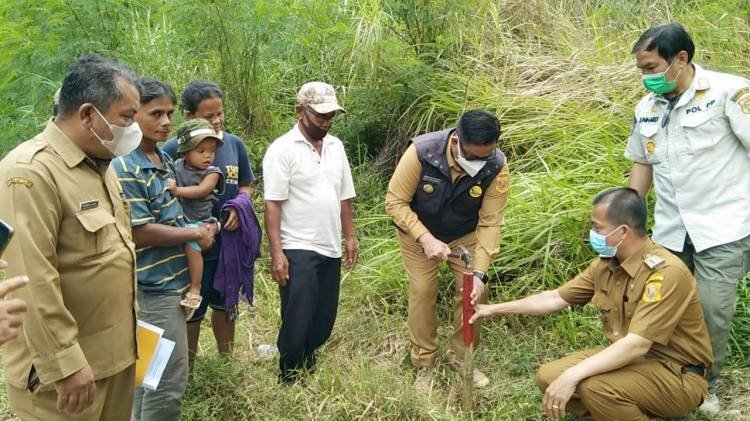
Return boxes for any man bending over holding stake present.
[385,109,509,393]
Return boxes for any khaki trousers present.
[535,349,706,421]
[398,230,485,367]
[8,364,135,421]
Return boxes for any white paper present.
[143,337,175,390]
[137,320,164,337]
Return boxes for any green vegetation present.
[1,0,749,419]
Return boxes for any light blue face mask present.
[589,225,625,258]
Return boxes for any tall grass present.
[0,0,749,419]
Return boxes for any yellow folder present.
[135,321,163,387]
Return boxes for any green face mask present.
[641,62,682,95]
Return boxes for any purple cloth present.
[213,192,261,319]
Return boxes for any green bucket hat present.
[175,119,224,153]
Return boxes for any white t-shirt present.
[625,64,750,252]
[262,124,356,258]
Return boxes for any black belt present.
[683,365,705,377]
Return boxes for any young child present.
[168,119,225,315]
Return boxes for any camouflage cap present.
[296,81,346,114]
[175,118,224,153]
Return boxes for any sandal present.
[180,292,202,309]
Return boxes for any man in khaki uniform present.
[0,54,141,420]
[385,109,509,391]
[472,187,712,421]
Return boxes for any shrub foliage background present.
[1,0,749,419]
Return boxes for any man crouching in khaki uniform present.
[472,188,712,421]
[0,54,141,420]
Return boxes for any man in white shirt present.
[263,82,358,384]
[626,23,750,413]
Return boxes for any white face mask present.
[455,136,487,177]
[89,107,142,157]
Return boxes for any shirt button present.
[614,331,620,336]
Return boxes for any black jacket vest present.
[409,129,505,243]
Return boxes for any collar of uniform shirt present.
[660,64,710,128]
[45,119,87,168]
[445,129,460,170]
[606,238,656,277]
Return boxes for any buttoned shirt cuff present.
[471,255,491,275]
[408,224,430,243]
[33,342,89,385]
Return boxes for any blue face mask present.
[589,225,625,258]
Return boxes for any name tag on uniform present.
[79,200,99,211]
[422,175,442,184]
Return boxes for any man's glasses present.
[459,138,496,161]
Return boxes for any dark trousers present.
[277,249,341,382]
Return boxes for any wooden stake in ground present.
[462,270,475,411]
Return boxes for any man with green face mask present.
[625,23,750,414]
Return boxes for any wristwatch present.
[473,270,485,282]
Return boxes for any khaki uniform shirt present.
[0,120,137,390]
[558,239,713,368]
[385,142,510,272]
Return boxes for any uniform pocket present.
[638,123,665,164]
[75,207,117,255]
[681,111,725,152]
[590,294,612,327]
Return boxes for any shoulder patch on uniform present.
[6,176,33,189]
[495,170,509,193]
[643,275,663,302]
[643,254,665,269]
[737,95,750,114]
[730,87,749,103]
